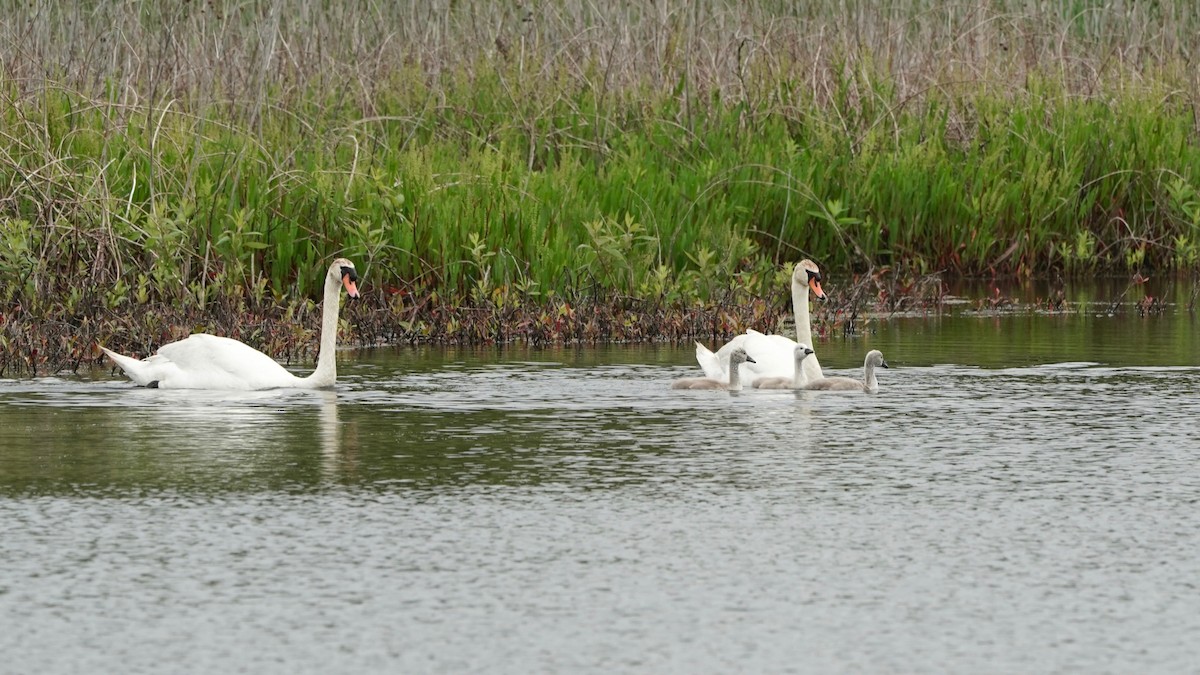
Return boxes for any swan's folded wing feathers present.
[101,347,177,387]
[711,333,748,364]
[694,341,727,381]
[739,332,798,379]
[157,334,294,382]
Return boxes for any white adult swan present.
[695,259,826,385]
[672,348,756,391]
[751,344,815,389]
[102,258,360,390]
[805,350,889,393]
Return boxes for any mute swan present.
[805,350,888,393]
[752,345,815,389]
[695,259,827,385]
[101,258,360,390]
[672,348,756,391]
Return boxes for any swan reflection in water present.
[112,387,352,483]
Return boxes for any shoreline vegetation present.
[4,1,1200,376]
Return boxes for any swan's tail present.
[100,346,157,387]
[694,341,725,380]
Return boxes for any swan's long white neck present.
[301,271,343,388]
[791,281,814,347]
[863,361,878,391]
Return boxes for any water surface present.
[2,308,1199,673]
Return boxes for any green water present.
[1,301,1199,672]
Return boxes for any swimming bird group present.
[679,259,890,394]
[100,257,886,394]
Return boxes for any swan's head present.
[330,258,360,299]
[794,344,815,358]
[866,350,888,368]
[792,260,827,301]
[729,348,756,365]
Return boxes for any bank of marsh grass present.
[3,1,1200,373]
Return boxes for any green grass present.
[3,0,1200,372]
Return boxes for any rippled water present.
[3,309,1200,673]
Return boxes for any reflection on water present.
[2,309,1200,673]
[0,382,347,490]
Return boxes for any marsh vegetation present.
[3,1,1200,374]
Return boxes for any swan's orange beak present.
[342,274,360,299]
[809,277,827,301]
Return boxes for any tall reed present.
[3,0,1200,354]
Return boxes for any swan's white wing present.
[101,348,184,387]
[705,329,823,385]
[739,332,800,380]
[696,335,745,380]
[707,331,796,380]
[156,334,278,371]
[750,329,825,381]
[154,334,298,389]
